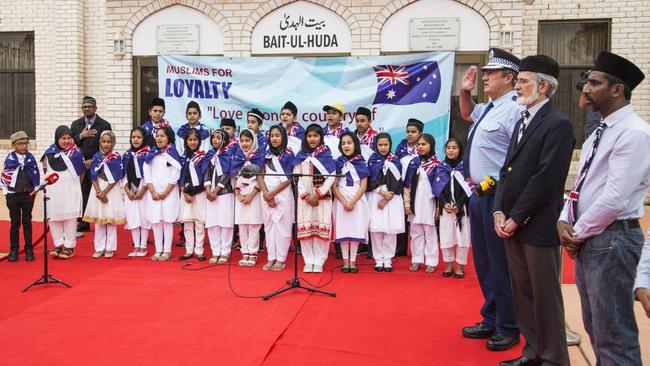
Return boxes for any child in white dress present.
[435,138,471,278]
[332,132,370,273]
[205,129,235,265]
[41,125,86,260]
[259,125,295,271]
[123,127,151,257]
[293,124,337,273]
[404,133,440,273]
[231,129,265,267]
[367,132,405,272]
[143,126,182,262]
[83,130,126,258]
[178,128,211,261]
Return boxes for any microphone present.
[30,172,59,197]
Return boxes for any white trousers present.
[370,232,396,267]
[239,224,261,255]
[208,226,233,257]
[131,227,149,249]
[152,221,173,254]
[340,241,359,261]
[49,219,77,248]
[94,224,117,252]
[184,221,206,255]
[300,237,329,266]
[442,246,470,265]
[410,223,439,266]
[265,221,291,262]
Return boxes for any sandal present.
[409,263,421,272]
[151,252,161,261]
[442,270,453,277]
[271,261,286,271]
[59,248,74,259]
[158,252,172,262]
[238,254,249,266]
[128,250,139,257]
[92,251,104,259]
[218,255,230,264]
[247,255,258,266]
[263,260,276,271]
[425,265,436,273]
[136,249,147,257]
[209,256,219,264]
[50,246,63,258]
[454,271,465,279]
[104,251,114,258]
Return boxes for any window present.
[0,32,35,138]
[538,20,610,145]
[133,57,159,126]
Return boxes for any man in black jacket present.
[492,55,575,366]
[70,96,112,233]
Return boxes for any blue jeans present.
[469,195,519,336]
[575,226,643,366]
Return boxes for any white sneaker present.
[92,251,104,259]
[313,264,323,273]
[303,264,314,273]
[136,249,147,257]
[159,252,171,262]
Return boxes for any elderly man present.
[459,48,521,351]
[70,96,112,233]
[493,55,575,366]
[558,52,649,365]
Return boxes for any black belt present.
[605,219,640,231]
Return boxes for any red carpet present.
[0,220,574,365]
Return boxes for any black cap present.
[281,101,297,116]
[355,107,371,120]
[247,108,264,123]
[220,118,236,128]
[149,97,165,110]
[593,51,645,91]
[481,48,520,73]
[519,55,560,79]
[186,101,201,115]
[407,118,424,132]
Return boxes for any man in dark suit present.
[492,55,575,366]
[70,96,112,233]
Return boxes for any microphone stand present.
[246,171,338,300]
[23,186,71,292]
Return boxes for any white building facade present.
[1,0,649,161]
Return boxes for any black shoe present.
[374,266,383,272]
[384,266,393,272]
[357,243,368,255]
[462,322,495,339]
[25,248,35,261]
[196,255,206,262]
[179,253,193,261]
[77,222,91,232]
[442,270,453,277]
[487,333,520,351]
[350,266,358,273]
[499,355,542,366]
[8,249,19,262]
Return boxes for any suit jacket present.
[70,115,112,160]
[493,101,575,246]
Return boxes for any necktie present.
[517,110,530,143]
[566,120,607,224]
[463,101,494,178]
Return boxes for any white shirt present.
[635,228,650,291]
[559,105,650,240]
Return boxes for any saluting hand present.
[461,66,478,92]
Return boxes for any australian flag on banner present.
[372,61,441,105]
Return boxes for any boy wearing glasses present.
[2,131,40,261]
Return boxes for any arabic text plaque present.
[409,18,459,51]
[156,24,200,55]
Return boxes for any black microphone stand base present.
[261,174,336,301]
[262,276,336,300]
[23,274,71,292]
[22,188,72,293]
